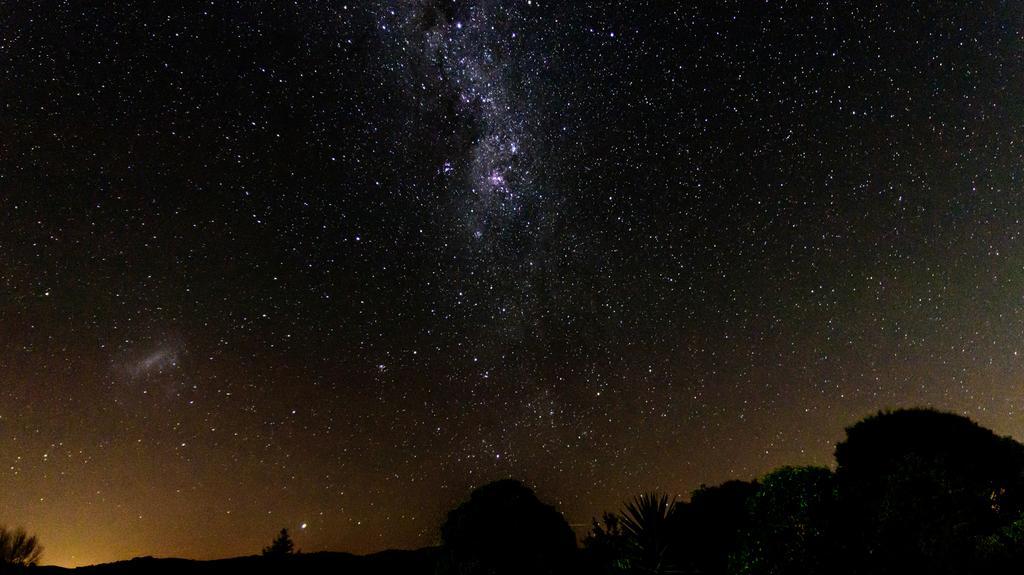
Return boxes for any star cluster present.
[1,0,1023,567]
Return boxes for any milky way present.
[375,0,568,448]
[380,1,544,238]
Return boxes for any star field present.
[1,0,1023,567]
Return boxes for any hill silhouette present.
[28,549,438,575]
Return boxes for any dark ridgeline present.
[9,408,1024,574]
[21,550,439,575]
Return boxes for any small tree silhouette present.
[584,512,631,575]
[678,480,758,574]
[0,526,42,567]
[437,479,577,575]
[262,528,295,557]
[619,493,679,574]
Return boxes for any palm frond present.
[617,493,679,574]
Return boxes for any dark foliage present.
[262,528,295,557]
[437,479,578,575]
[584,493,679,574]
[582,408,1024,575]
[976,516,1024,574]
[675,480,758,575]
[732,466,836,575]
[834,408,1024,575]
[619,493,679,574]
[583,512,630,575]
[0,526,42,568]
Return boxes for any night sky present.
[2,0,1023,567]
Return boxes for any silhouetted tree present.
[0,526,42,568]
[584,493,679,575]
[833,408,1024,575]
[619,493,679,574]
[437,479,577,575]
[262,528,295,557]
[674,480,757,575]
[731,466,836,575]
[583,512,630,575]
